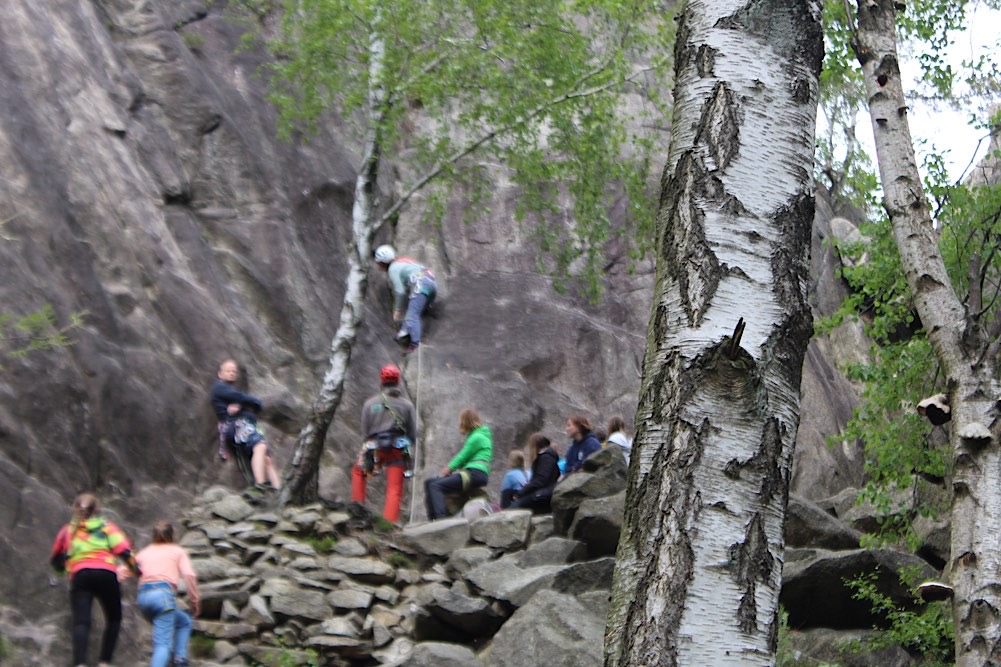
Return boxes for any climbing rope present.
[408,342,423,525]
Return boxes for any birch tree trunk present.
[280,27,388,506]
[852,3,1001,664]
[605,1,822,664]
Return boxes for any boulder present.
[780,548,938,629]
[333,536,370,557]
[416,586,506,640]
[326,556,397,585]
[550,557,616,595]
[265,580,332,622]
[517,537,588,567]
[445,546,495,579]
[781,627,918,667]
[469,510,532,549]
[465,558,565,607]
[328,588,375,613]
[551,453,628,535]
[480,590,605,667]
[785,494,863,550]
[209,495,257,522]
[401,519,471,557]
[568,491,625,557]
[386,641,484,667]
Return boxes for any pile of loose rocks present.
[180,446,940,666]
[181,447,632,666]
[182,485,614,667]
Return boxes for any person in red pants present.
[351,364,418,523]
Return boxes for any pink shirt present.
[136,543,196,588]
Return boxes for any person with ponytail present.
[50,493,138,667]
[135,520,200,667]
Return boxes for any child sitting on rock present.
[500,449,529,508]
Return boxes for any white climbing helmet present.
[374,244,396,264]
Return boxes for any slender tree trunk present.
[281,27,388,506]
[852,3,1001,664]
[605,1,822,665]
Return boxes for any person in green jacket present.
[425,408,493,520]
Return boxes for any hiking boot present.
[242,485,265,503]
[394,329,411,347]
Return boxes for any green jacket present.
[448,425,493,475]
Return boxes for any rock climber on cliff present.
[374,245,437,354]
[210,359,282,494]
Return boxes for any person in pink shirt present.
[134,521,201,667]
[50,493,138,667]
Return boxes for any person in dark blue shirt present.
[210,359,281,492]
[563,414,602,475]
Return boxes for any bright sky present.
[859,3,1000,182]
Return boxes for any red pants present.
[351,448,406,523]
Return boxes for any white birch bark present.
[281,25,388,505]
[852,3,1001,664]
[605,1,823,664]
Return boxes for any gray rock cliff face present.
[0,1,866,659]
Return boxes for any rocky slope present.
[7,449,938,666]
[0,0,872,662]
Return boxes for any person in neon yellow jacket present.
[425,408,492,520]
[50,493,139,667]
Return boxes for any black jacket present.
[210,379,262,422]
[520,447,560,496]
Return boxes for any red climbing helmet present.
[380,364,401,385]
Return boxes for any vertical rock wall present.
[0,1,865,661]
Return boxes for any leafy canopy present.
[817,0,1001,546]
[259,0,673,297]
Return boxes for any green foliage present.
[252,0,673,299]
[302,534,337,553]
[0,305,83,362]
[845,568,954,665]
[182,31,206,50]
[189,634,216,658]
[251,648,320,667]
[817,0,1001,545]
[820,150,1001,544]
[385,550,413,568]
[373,515,395,533]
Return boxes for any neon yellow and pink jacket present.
[50,517,137,578]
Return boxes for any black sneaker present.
[395,329,411,346]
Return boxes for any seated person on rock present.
[604,414,633,463]
[500,449,529,509]
[509,434,561,513]
[210,359,281,492]
[562,413,602,477]
[425,408,492,520]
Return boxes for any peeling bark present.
[605,1,822,664]
[281,26,389,505]
[853,4,1001,664]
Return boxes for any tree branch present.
[376,60,664,228]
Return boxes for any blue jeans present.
[137,583,192,667]
[403,274,437,345]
